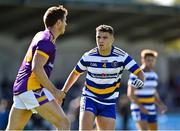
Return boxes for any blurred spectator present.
[169,75,180,107]
[67,96,80,130]
[0,98,9,130]
[1,75,13,101]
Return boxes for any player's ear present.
[57,19,62,26]
[111,35,115,42]
[141,57,145,64]
[54,19,62,28]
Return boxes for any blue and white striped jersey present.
[74,46,141,105]
[128,70,158,115]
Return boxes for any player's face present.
[61,16,67,34]
[57,15,67,35]
[96,31,114,51]
[143,56,156,69]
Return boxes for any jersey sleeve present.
[123,53,141,75]
[73,54,87,74]
[36,40,55,59]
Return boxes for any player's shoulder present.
[112,46,126,57]
[146,70,158,75]
[33,31,54,47]
[33,30,52,43]
[144,70,158,79]
[84,47,98,56]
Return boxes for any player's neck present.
[141,65,152,72]
[48,27,58,43]
[98,48,112,56]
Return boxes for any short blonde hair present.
[141,49,158,58]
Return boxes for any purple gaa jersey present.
[13,29,56,95]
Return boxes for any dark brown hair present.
[43,5,68,28]
[96,25,114,35]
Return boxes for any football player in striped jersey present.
[127,49,167,130]
[61,25,144,130]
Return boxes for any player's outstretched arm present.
[60,70,81,102]
[127,85,149,114]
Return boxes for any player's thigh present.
[148,122,157,130]
[132,111,148,130]
[147,114,157,130]
[35,100,68,126]
[96,115,115,130]
[6,106,32,130]
[79,111,95,130]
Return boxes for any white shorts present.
[13,88,54,113]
